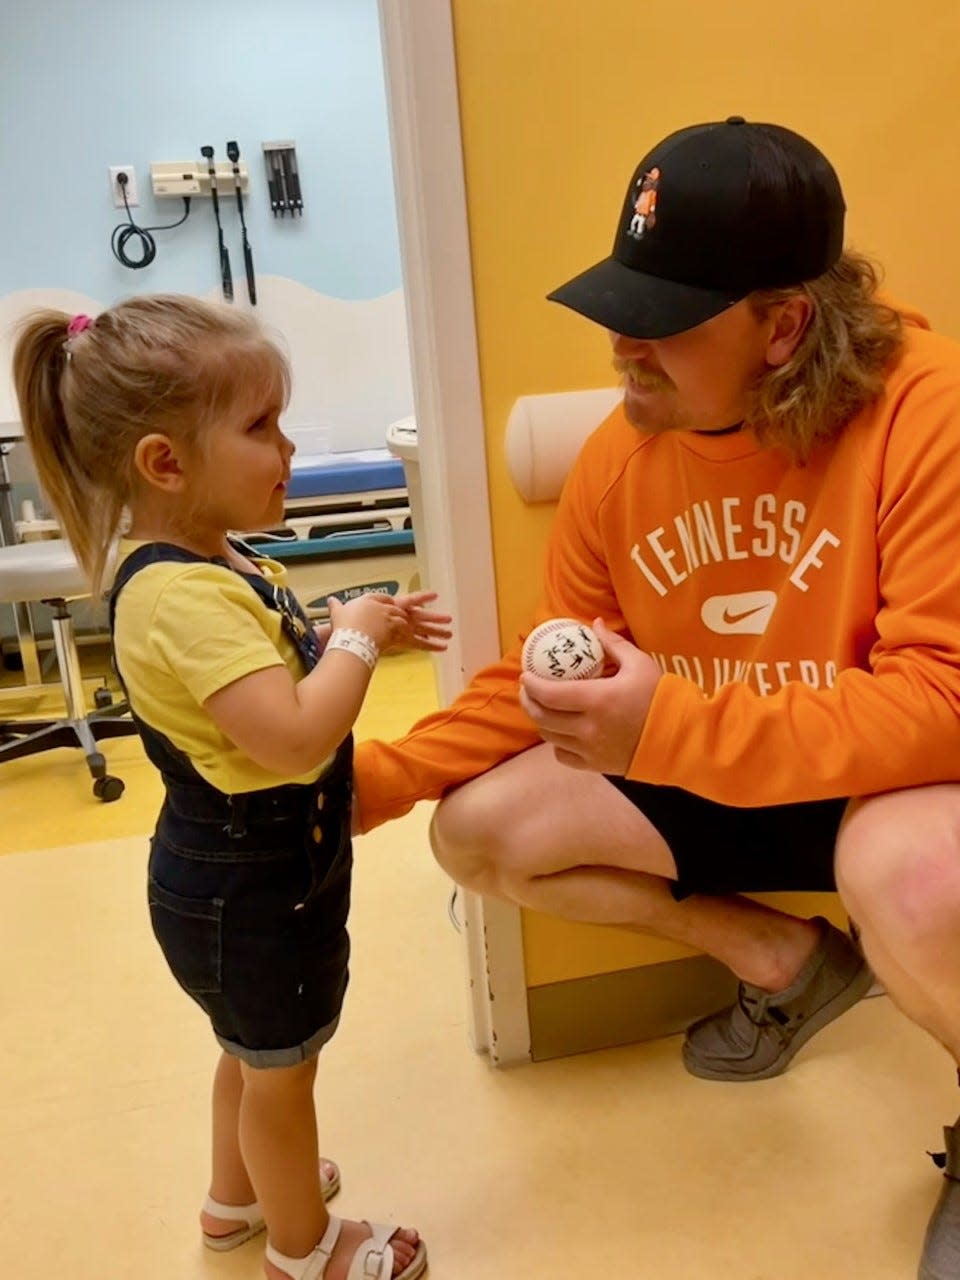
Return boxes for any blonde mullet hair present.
[745,250,905,460]
[12,296,290,593]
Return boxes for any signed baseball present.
[521,618,604,681]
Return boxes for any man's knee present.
[429,748,557,894]
[836,787,960,940]
[429,780,505,893]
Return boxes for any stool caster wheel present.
[94,687,115,709]
[93,775,124,802]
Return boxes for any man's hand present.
[518,618,661,774]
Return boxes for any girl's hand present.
[327,592,407,650]
[326,591,452,656]
[388,590,453,653]
[330,586,453,655]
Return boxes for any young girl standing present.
[13,297,448,1280]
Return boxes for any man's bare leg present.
[836,783,960,1061]
[835,784,960,1280]
[430,743,821,990]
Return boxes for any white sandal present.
[265,1214,428,1280]
[201,1159,341,1251]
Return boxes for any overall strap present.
[108,541,213,634]
[108,543,210,780]
[227,534,321,672]
[110,539,319,669]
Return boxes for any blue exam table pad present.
[263,529,413,559]
[286,448,406,500]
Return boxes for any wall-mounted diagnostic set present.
[108,138,303,298]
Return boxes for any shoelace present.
[740,987,800,1031]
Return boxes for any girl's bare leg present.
[240,1059,420,1280]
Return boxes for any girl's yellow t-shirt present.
[113,542,327,793]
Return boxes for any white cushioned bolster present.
[504,388,621,504]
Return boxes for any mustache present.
[612,355,672,390]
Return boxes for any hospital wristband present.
[326,628,379,670]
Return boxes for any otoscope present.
[226,140,256,305]
[200,144,233,302]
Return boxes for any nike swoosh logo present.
[722,605,766,625]
[701,591,777,635]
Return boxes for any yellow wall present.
[450,0,960,985]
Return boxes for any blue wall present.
[0,0,402,303]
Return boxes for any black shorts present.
[605,778,846,901]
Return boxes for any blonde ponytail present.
[11,296,290,594]
[13,310,124,592]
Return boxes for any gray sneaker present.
[919,1120,960,1280]
[682,917,873,1081]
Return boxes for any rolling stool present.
[0,539,137,801]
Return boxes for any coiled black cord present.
[111,176,191,269]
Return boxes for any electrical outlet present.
[109,165,139,209]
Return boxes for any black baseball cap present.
[547,116,845,339]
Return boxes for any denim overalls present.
[110,542,353,1068]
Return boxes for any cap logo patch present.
[627,167,660,240]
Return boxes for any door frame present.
[378,0,531,1064]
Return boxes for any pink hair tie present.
[66,314,94,337]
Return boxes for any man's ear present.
[765,294,814,367]
[133,433,187,492]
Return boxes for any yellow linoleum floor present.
[0,650,957,1278]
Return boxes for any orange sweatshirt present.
[355,312,960,831]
